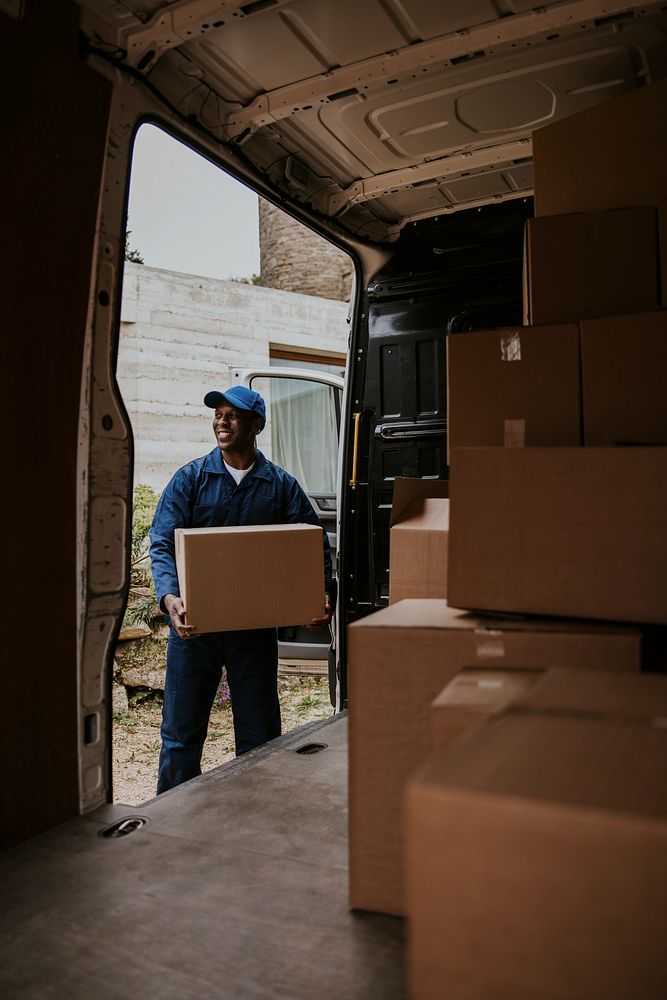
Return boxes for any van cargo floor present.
[0,713,405,999]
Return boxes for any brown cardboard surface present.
[175,523,325,633]
[448,447,667,624]
[447,324,581,453]
[533,76,667,218]
[431,668,542,750]
[526,208,659,325]
[347,599,640,917]
[513,667,667,720]
[389,478,449,603]
[581,311,667,445]
[389,499,449,603]
[407,713,667,999]
[660,201,667,302]
[389,476,449,526]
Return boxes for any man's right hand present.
[163,594,196,639]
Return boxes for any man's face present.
[212,403,261,455]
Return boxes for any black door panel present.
[340,200,533,683]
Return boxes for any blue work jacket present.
[149,448,335,611]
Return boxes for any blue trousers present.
[157,627,280,794]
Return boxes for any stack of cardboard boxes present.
[349,77,667,998]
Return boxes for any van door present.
[231,367,344,692]
[338,199,533,704]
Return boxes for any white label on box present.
[474,629,506,660]
[500,332,522,361]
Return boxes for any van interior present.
[3,1,666,995]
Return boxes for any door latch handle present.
[349,412,361,487]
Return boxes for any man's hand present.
[163,594,196,639]
[307,592,334,630]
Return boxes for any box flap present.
[434,668,542,711]
[390,477,449,526]
[417,712,667,821]
[350,599,641,638]
[513,667,667,720]
[391,496,449,533]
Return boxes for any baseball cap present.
[203,385,266,430]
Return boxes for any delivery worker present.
[149,385,335,793]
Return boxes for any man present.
[149,384,335,793]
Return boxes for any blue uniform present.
[150,447,334,793]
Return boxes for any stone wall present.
[259,199,354,301]
[117,262,348,493]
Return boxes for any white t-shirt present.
[224,460,255,486]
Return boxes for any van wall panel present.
[0,0,112,847]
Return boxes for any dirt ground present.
[112,674,332,805]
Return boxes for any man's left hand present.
[307,592,333,629]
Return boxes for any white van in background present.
[232,365,343,667]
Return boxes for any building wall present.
[118,262,349,493]
[259,199,354,301]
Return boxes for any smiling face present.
[212,403,262,464]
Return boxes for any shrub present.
[123,484,162,628]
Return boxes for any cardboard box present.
[581,311,667,445]
[533,76,667,218]
[447,447,667,624]
[431,668,542,750]
[660,201,667,301]
[512,666,667,720]
[175,523,325,633]
[347,599,640,917]
[407,713,667,999]
[525,208,659,325]
[389,477,449,603]
[447,324,581,452]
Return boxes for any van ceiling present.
[80,1,667,243]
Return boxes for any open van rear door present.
[231,367,344,694]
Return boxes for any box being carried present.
[175,523,325,634]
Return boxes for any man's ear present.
[251,415,263,436]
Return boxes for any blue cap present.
[204,385,266,430]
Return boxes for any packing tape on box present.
[474,629,506,660]
[504,418,526,448]
[500,331,522,361]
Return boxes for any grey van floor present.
[0,714,405,1000]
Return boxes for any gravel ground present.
[112,674,332,805]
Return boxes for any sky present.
[126,124,261,281]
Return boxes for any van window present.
[251,374,340,493]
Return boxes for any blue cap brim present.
[204,390,252,411]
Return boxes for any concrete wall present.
[117,262,348,492]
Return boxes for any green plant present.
[297,694,323,713]
[124,230,144,264]
[122,484,162,627]
[229,272,262,285]
[123,595,161,627]
[131,483,159,563]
